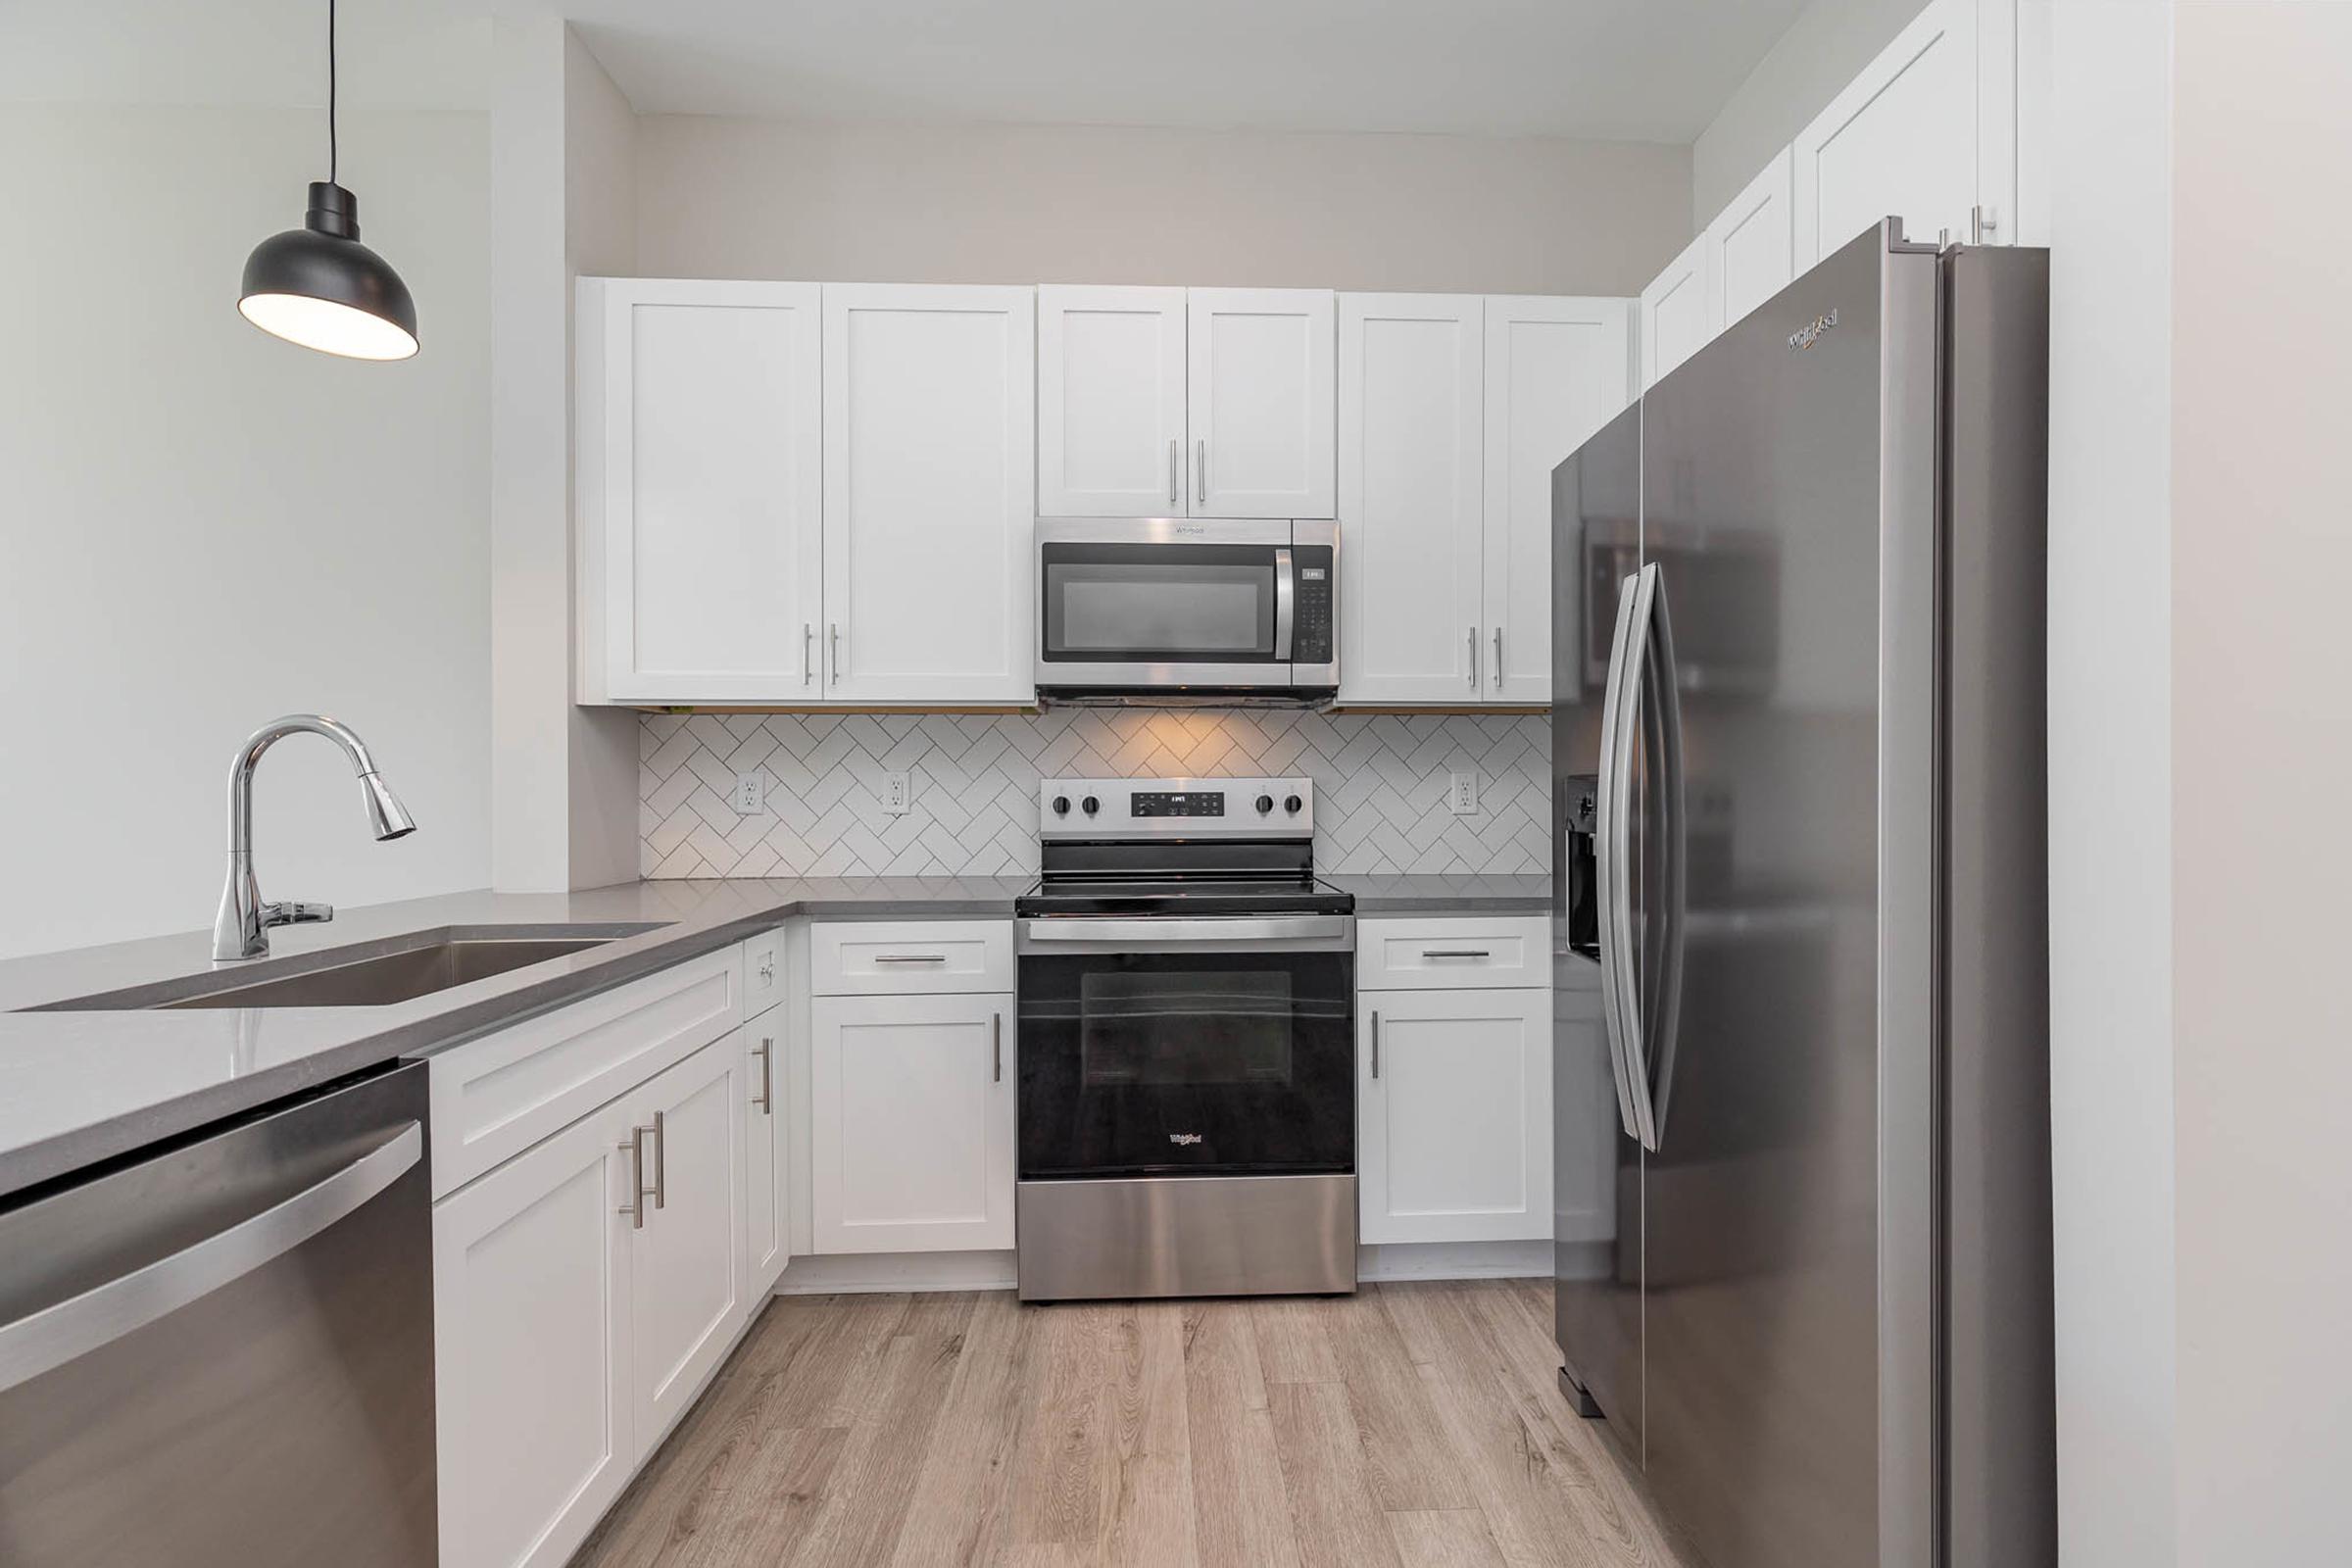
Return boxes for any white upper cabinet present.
[1482,296,1631,707]
[1187,287,1337,518]
[580,278,823,704]
[1639,233,1717,390]
[821,283,1037,704]
[1705,148,1796,332]
[1037,285,1189,517]
[1337,294,1486,705]
[1791,0,1984,266]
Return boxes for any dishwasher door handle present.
[0,1121,421,1395]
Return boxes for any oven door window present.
[1018,952,1352,1178]
[1040,543,1280,663]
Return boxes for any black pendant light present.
[238,0,418,360]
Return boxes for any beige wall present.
[631,117,1690,297]
[0,103,492,959]
[1690,0,1930,224]
[2170,3,2352,1560]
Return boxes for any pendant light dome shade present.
[239,181,418,360]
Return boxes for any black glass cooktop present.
[1015,876,1355,919]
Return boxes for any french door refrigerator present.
[1551,222,2056,1568]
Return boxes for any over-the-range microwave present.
[1035,518,1338,706]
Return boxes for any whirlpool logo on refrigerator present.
[1788,309,1838,351]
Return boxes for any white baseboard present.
[771,1239,1576,1297]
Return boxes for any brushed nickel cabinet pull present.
[753,1036,773,1114]
[993,1011,1004,1083]
[1169,438,1180,505]
[651,1109,666,1210]
[620,1124,653,1228]
[1371,1011,1381,1079]
[1422,949,1492,959]
[873,954,948,964]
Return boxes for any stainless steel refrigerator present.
[1550,222,2056,1568]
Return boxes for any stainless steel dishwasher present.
[0,1061,435,1566]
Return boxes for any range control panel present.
[1040,777,1314,838]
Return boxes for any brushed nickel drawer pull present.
[873,953,948,964]
[1422,949,1493,959]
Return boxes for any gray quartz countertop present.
[0,877,1030,1200]
[1324,873,1552,913]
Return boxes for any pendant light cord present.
[327,0,338,184]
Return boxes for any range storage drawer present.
[1354,915,1551,990]
[809,919,1014,996]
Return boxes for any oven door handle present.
[1018,915,1352,954]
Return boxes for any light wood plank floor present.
[573,1280,1701,1568]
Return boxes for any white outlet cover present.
[731,771,764,814]
[1448,770,1478,814]
[882,771,912,814]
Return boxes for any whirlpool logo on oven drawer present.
[1168,1132,1204,1146]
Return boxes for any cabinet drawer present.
[810,920,1014,996]
[741,927,785,1018]
[427,948,743,1199]
[1355,916,1550,990]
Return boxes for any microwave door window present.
[1056,565,1269,655]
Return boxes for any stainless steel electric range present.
[1013,776,1356,1301]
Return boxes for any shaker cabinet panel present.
[1337,294,1486,705]
[1482,296,1632,707]
[1187,287,1337,518]
[584,278,823,704]
[821,283,1037,703]
[810,992,1015,1253]
[1705,149,1796,332]
[1358,987,1552,1245]
[1640,234,1717,391]
[1038,285,1190,517]
[1790,0,1981,267]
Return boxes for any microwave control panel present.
[1291,547,1335,664]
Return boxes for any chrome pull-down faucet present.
[213,714,416,961]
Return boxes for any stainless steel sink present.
[32,924,668,1011]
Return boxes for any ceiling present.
[5,0,1813,144]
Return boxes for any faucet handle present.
[260,901,335,930]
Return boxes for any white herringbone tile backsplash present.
[638,710,1552,880]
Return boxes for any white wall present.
[1690,0,1930,223]
[631,117,1690,296]
[2043,1,2177,1560]
[2170,5,2352,1561]
[487,14,637,893]
[0,102,491,959]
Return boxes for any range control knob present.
[1254,794,1274,814]
[1051,795,1070,816]
[1284,794,1304,814]
[1082,795,1101,816]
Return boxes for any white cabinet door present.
[1038,285,1189,517]
[810,992,1014,1253]
[584,278,822,705]
[821,284,1036,703]
[1336,293,1485,705]
[1639,233,1717,390]
[1358,988,1552,1245]
[433,1098,634,1568]
[1791,0,1982,267]
[625,1034,749,1453]
[1705,149,1796,331]
[1187,287,1336,518]
[1482,296,1633,707]
[744,1019,788,1295]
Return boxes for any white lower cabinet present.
[810,990,1014,1253]
[432,1093,634,1568]
[626,1035,750,1446]
[744,1012,789,1294]
[1357,986,1552,1245]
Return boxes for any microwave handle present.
[1274,547,1296,662]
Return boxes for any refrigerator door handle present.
[1641,566,1689,1151]
[1593,569,1649,1146]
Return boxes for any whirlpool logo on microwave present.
[1788,309,1838,351]
[1168,1132,1204,1146]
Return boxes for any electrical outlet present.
[1448,771,1479,815]
[731,771,764,814]
[882,771,912,814]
